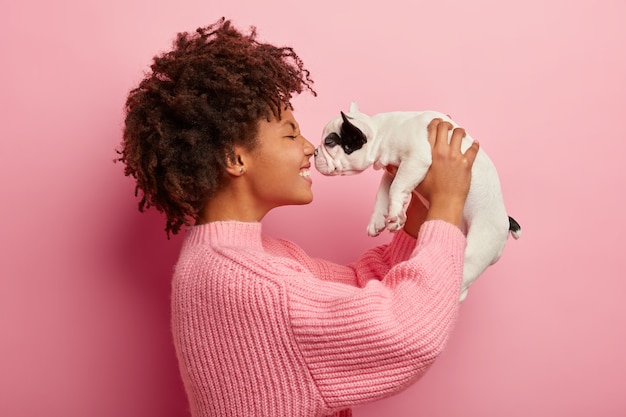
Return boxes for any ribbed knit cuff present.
[386,229,418,264]
[415,220,466,254]
[411,220,466,287]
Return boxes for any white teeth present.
[299,169,311,178]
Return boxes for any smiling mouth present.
[299,168,311,179]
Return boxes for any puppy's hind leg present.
[460,216,508,301]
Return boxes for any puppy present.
[314,102,521,301]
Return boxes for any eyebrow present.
[282,120,298,132]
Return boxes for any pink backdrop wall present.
[1,0,625,415]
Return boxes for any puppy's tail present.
[508,216,522,239]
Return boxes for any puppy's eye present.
[324,133,340,148]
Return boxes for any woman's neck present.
[196,186,269,225]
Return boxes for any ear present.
[340,111,367,154]
[341,111,354,124]
[225,147,247,177]
[349,101,359,114]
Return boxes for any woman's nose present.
[303,136,315,157]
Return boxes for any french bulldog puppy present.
[314,102,521,301]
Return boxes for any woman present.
[118,17,479,417]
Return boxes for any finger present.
[427,118,443,130]
[449,127,466,152]
[427,118,443,147]
[463,141,480,166]
[434,121,454,149]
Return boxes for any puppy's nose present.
[314,148,319,157]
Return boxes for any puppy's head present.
[314,102,375,175]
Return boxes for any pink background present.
[1,0,625,416]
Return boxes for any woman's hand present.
[420,118,479,228]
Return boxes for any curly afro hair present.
[117,17,316,236]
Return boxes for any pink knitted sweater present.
[171,220,465,417]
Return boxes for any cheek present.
[341,150,371,172]
[327,147,344,160]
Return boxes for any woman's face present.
[240,108,315,213]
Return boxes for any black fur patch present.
[339,112,367,154]
[508,216,521,233]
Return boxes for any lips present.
[299,165,312,181]
[299,168,311,178]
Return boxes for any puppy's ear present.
[349,101,360,114]
[340,111,367,154]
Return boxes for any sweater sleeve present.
[286,220,465,409]
[263,229,417,288]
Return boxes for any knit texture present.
[171,220,466,417]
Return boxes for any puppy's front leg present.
[386,161,429,232]
[367,170,393,236]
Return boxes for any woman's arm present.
[264,230,418,287]
[286,220,466,409]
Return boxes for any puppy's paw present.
[386,207,407,232]
[385,217,405,232]
[367,212,387,237]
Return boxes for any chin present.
[297,195,314,205]
[294,192,314,205]
[276,194,313,208]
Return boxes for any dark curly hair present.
[117,17,316,236]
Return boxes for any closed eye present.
[324,133,340,148]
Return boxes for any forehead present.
[254,110,299,145]
[261,109,299,130]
